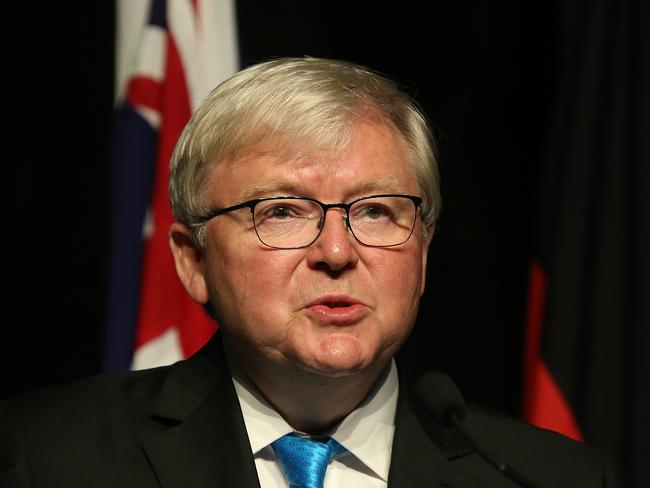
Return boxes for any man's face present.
[175,120,433,379]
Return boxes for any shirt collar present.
[232,361,398,482]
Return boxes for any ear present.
[169,222,209,304]
[419,223,435,296]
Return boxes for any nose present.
[306,208,359,273]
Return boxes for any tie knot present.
[272,433,346,488]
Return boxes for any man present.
[1,58,619,487]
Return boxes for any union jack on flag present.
[104,0,238,371]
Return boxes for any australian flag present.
[104,0,238,371]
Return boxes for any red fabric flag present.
[110,0,238,370]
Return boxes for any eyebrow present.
[236,175,411,202]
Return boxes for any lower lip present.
[307,303,367,323]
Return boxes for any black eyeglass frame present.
[195,193,423,249]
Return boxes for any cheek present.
[244,251,302,298]
[374,251,424,298]
[207,246,300,328]
[368,250,425,336]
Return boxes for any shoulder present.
[3,366,170,432]
[451,405,624,487]
[1,366,173,459]
[397,369,624,487]
[0,367,174,488]
[2,333,227,436]
[0,337,233,487]
[465,403,585,453]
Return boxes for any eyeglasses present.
[196,194,423,249]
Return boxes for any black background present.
[3,1,557,417]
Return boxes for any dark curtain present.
[534,0,650,485]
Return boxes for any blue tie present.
[271,433,346,488]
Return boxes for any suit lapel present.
[142,336,261,488]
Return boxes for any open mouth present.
[307,295,359,308]
[306,296,367,323]
[323,300,354,308]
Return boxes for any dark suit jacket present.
[0,335,620,487]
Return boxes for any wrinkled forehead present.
[203,119,416,205]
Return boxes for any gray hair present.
[169,57,441,246]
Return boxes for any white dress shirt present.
[231,361,399,488]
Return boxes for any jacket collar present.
[140,334,478,488]
[142,334,261,488]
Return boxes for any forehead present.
[206,120,418,204]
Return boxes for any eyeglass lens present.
[252,196,417,248]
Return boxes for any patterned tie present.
[271,433,346,488]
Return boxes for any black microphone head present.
[415,373,540,488]
[414,371,467,427]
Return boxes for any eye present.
[259,204,301,220]
[364,205,388,219]
[255,199,317,223]
[268,206,293,219]
[355,204,391,220]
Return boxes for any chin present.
[297,334,375,378]
[299,362,365,379]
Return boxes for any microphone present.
[414,371,467,427]
[414,372,540,488]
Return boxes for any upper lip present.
[306,294,364,308]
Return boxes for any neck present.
[224,343,390,434]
